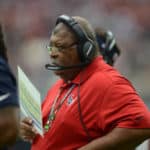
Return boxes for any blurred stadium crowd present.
[0,0,150,149]
[0,0,150,102]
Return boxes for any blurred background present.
[0,0,150,149]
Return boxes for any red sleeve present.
[99,80,150,134]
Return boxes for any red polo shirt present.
[31,56,150,150]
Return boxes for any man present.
[0,24,20,148]
[20,15,150,150]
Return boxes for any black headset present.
[96,30,120,66]
[56,14,96,63]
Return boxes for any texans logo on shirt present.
[67,94,77,105]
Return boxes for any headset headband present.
[56,15,89,44]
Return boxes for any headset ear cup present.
[77,44,84,62]
[82,42,94,61]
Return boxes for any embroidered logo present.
[67,94,77,105]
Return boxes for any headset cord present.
[77,80,92,142]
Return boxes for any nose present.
[49,48,59,59]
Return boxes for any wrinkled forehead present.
[51,23,76,41]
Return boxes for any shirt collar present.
[59,56,104,88]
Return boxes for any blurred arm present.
[78,127,150,150]
[0,106,20,148]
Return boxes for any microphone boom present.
[45,62,89,71]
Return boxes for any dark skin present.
[20,23,150,150]
[0,107,20,148]
[49,23,83,82]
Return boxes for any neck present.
[61,68,82,83]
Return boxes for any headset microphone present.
[45,61,90,71]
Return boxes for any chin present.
[53,70,71,81]
[53,70,65,76]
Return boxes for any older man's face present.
[48,23,81,78]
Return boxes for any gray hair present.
[72,16,99,56]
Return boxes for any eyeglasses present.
[46,42,77,53]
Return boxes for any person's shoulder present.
[90,56,124,84]
[100,68,138,98]
[86,66,114,93]
[91,63,132,90]
[100,64,129,84]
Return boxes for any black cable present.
[77,76,92,142]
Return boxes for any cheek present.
[68,52,80,64]
[61,51,80,65]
